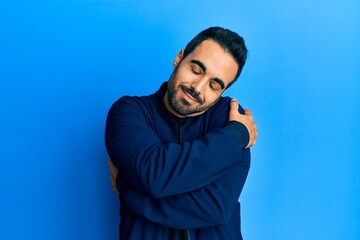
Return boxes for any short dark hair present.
[182,26,248,88]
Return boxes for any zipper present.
[177,122,183,143]
[164,122,190,240]
[165,228,190,240]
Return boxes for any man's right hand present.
[229,99,258,148]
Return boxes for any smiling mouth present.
[180,86,203,104]
[183,89,197,103]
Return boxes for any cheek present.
[204,91,221,105]
[175,68,193,83]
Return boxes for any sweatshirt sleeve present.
[117,148,250,228]
[105,97,249,198]
[224,121,250,147]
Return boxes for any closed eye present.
[210,81,221,91]
[212,78,225,90]
[191,66,201,75]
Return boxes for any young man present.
[105,27,258,240]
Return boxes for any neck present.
[163,91,185,118]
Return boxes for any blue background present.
[1,0,359,239]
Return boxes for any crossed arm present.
[108,154,249,228]
[105,98,257,227]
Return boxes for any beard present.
[167,67,213,117]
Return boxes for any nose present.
[191,77,208,94]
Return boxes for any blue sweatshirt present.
[105,82,251,240]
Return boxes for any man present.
[105,26,258,239]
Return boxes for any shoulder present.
[110,94,156,111]
[112,95,149,106]
[107,94,158,120]
[198,96,245,129]
[209,96,245,115]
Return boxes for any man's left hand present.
[107,158,119,194]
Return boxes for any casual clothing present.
[105,82,251,240]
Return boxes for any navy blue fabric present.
[105,83,250,239]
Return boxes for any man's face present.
[165,39,238,117]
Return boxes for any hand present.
[107,158,119,194]
[228,99,258,148]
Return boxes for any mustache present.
[180,85,203,104]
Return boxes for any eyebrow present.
[190,59,225,90]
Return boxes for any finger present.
[110,177,119,194]
[111,174,116,182]
[107,158,119,175]
[107,159,114,175]
[230,99,239,111]
[110,169,117,179]
[112,185,119,194]
[244,109,252,115]
[107,158,113,169]
[110,164,118,175]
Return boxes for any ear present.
[173,49,184,69]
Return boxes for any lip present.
[181,88,198,103]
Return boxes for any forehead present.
[184,40,238,84]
